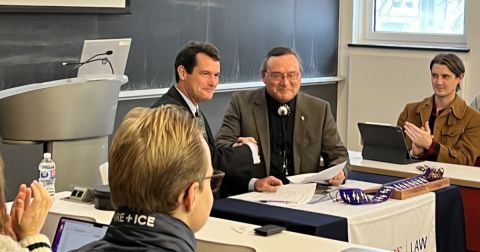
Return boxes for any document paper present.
[231,183,316,205]
[287,161,347,184]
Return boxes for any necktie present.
[195,107,207,138]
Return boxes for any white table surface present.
[230,180,436,251]
[10,191,387,252]
[196,217,389,252]
[348,150,480,188]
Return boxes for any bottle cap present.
[44,153,52,158]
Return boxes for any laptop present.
[77,38,132,76]
[357,122,421,164]
[51,217,109,252]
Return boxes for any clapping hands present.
[2,181,52,241]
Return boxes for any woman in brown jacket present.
[397,53,480,166]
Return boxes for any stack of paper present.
[231,183,316,205]
[287,161,346,184]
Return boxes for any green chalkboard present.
[0,0,338,91]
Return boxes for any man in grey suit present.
[216,47,348,191]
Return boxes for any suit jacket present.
[152,87,253,196]
[397,95,480,166]
[215,88,349,179]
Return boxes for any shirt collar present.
[175,86,198,115]
[265,90,297,113]
[419,94,467,119]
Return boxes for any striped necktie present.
[195,107,207,138]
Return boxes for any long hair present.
[430,53,465,92]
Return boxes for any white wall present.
[338,0,480,151]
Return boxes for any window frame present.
[357,0,467,48]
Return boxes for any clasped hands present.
[403,121,434,156]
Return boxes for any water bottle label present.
[39,170,56,180]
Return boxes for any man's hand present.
[232,137,258,147]
[254,176,282,192]
[328,171,345,186]
[233,137,261,164]
[404,121,433,156]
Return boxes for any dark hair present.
[430,53,465,91]
[261,47,303,73]
[174,41,220,82]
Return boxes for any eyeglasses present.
[204,169,225,193]
[309,187,340,204]
[266,71,300,82]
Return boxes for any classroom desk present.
[40,192,114,241]
[212,197,348,241]
[211,181,464,252]
[5,191,113,242]
[348,172,466,252]
[10,191,386,252]
[196,217,389,252]
[348,151,480,188]
[349,150,479,251]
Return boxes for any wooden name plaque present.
[391,178,450,200]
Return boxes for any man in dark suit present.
[152,41,280,196]
[216,47,348,188]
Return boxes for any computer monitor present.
[77,38,131,76]
[51,217,109,252]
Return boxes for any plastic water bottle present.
[38,153,56,196]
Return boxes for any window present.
[356,0,466,48]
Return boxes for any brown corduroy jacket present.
[397,95,480,166]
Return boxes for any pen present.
[259,200,297,204]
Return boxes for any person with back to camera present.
[73,104,224,252]
[398,53,480,166]
[0,155,53,252]
[215,47,349,188]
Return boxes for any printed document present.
[287,161,347,184]
[230,183,316,205]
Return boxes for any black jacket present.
[152,87,254,196]
[72,212,195,252]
